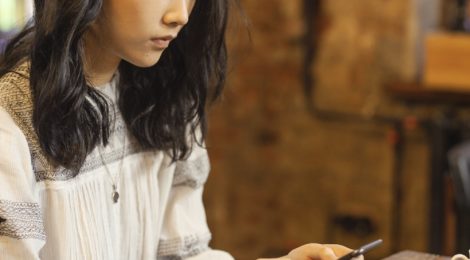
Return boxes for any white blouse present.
[0,77,233,260]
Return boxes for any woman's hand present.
[258,243,364,260]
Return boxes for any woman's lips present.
[151,36,174,49]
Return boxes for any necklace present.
[98,134,126,204]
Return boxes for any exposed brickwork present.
[204,1,430,259]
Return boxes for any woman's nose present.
[163,0,190,27]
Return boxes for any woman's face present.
[90,0,196,68]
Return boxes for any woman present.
[0,0,356,259]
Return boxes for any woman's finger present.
[323,244,352,257]
[324,244,364,260]
[287,243,338,260]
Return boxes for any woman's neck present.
[83,32,121,87]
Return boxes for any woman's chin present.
[126,53,163,68]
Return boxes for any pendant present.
[112,185,119,203]
[113,191,120,203]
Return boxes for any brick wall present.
[204,1,431,259]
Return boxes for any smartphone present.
[337,239,383,260]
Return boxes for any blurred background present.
[2,0,470,259]
[204,0,470,259]
[0,0,32,51]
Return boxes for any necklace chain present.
[98,133,126,204]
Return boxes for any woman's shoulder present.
[0,61,35,148]
[0,105,27,139]
[0,61,31,94]
[0,61,55,175]
[0,61,33,117]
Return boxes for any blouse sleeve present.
[0,107,45,259]
[157,143,234,260]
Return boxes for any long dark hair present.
[0,0,230,173]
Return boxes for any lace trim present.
[172,152,210,189]
[158,232,211,259]
[0,200,45,240]
[39,129,141,181]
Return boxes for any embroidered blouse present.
[0,64,233,260]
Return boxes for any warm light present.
[0,0,33,32]
[0,0,17,31]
